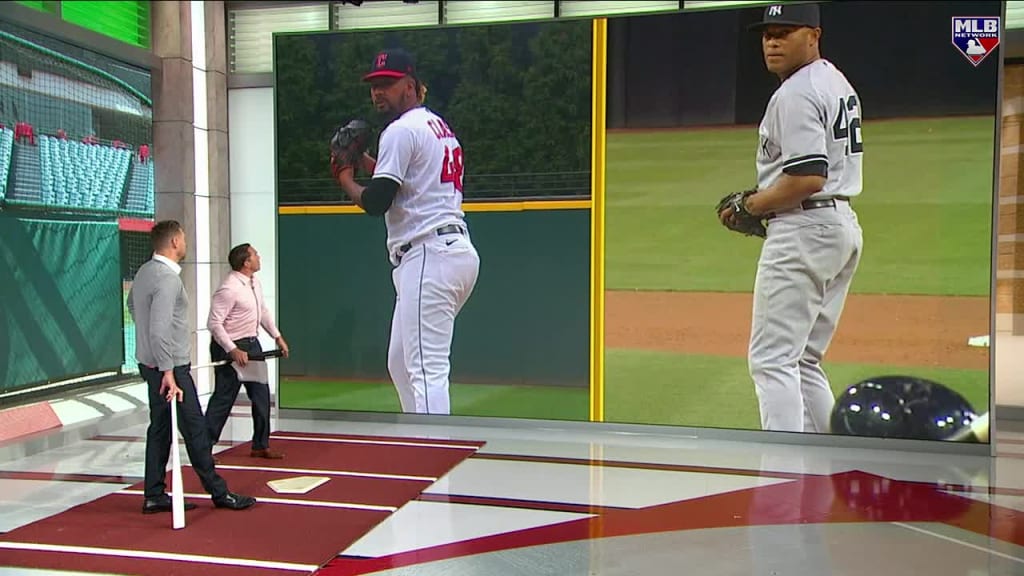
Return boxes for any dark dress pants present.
[205,337,272,450]
[141,364,228,500]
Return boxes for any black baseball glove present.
[329,119,372,178]
[716,187,766,238]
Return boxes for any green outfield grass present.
[602,348,989,430]
[605,116,996,296]
[280,379,590,421]
[280,343,990,429]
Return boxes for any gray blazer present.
[128,257,190,371]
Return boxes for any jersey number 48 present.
[831,95,863,155]
[440,145,464,194]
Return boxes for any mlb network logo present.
[951,16,1000,67]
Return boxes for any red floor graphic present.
[0,431,483,576]
[315,470,1024,576]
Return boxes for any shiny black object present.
[830,375,978,441]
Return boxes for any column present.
[205,0,232,280]
[149,1,232,395]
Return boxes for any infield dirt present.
[604,291,989,370]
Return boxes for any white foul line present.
[0,541,319,572]
[214,463,437,482]
[271,435,480,451]
[892,522,1024,565]
[116,489,398,512]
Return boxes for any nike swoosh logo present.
[445,239,457,246]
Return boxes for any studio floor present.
[1,378,1024,576]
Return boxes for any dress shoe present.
[142,495,197,514]
[250,448,284,459]
[212,491,256,510]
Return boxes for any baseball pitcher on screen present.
[717,3,865,433]
[330,47,480,416]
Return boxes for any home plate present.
[267,476,331,494]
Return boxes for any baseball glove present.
[716,187,766,238]
[329,119,372,178]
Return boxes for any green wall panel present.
[0,214,124,393]
[277,209,591,388]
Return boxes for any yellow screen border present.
[590,17,607,423]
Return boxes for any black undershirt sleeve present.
[361,177,400,216]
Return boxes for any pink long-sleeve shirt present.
[207,271,281,352]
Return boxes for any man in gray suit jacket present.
[128,220,256,513]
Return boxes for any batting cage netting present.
[0,27,154,396]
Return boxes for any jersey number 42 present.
[831,95,863,156]
[440,145,464,194]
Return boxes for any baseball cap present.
[748,3,820,31]
[362,48,417,81]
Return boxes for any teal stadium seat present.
[145,162,154,212]
[34,138,133,212]
[112,149,131,211]
[39,136,57,205]
[123,155,155,216]
[98,146,130,211]
[0,128,15,202]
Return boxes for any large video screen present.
[272,0,997,444]
[274,19,595,421]
[601,0,998,443]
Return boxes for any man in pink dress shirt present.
[205,243,290,459]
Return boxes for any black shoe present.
[212,491,256,510]
[142,495,197,514]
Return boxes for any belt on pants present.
[394,224,466,263]
[765,196,850,220]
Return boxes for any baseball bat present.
[189,348,285,371]
[170,397,185,529]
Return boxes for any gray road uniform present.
[750,57,864,433]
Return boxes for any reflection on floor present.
[1,380,1023,575]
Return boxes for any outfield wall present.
[277,206,591,388]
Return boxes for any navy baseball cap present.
[362,48,417,81]
[748,3,820,31]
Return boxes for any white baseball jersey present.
[373,106,467,256]
[756,58,863,200]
